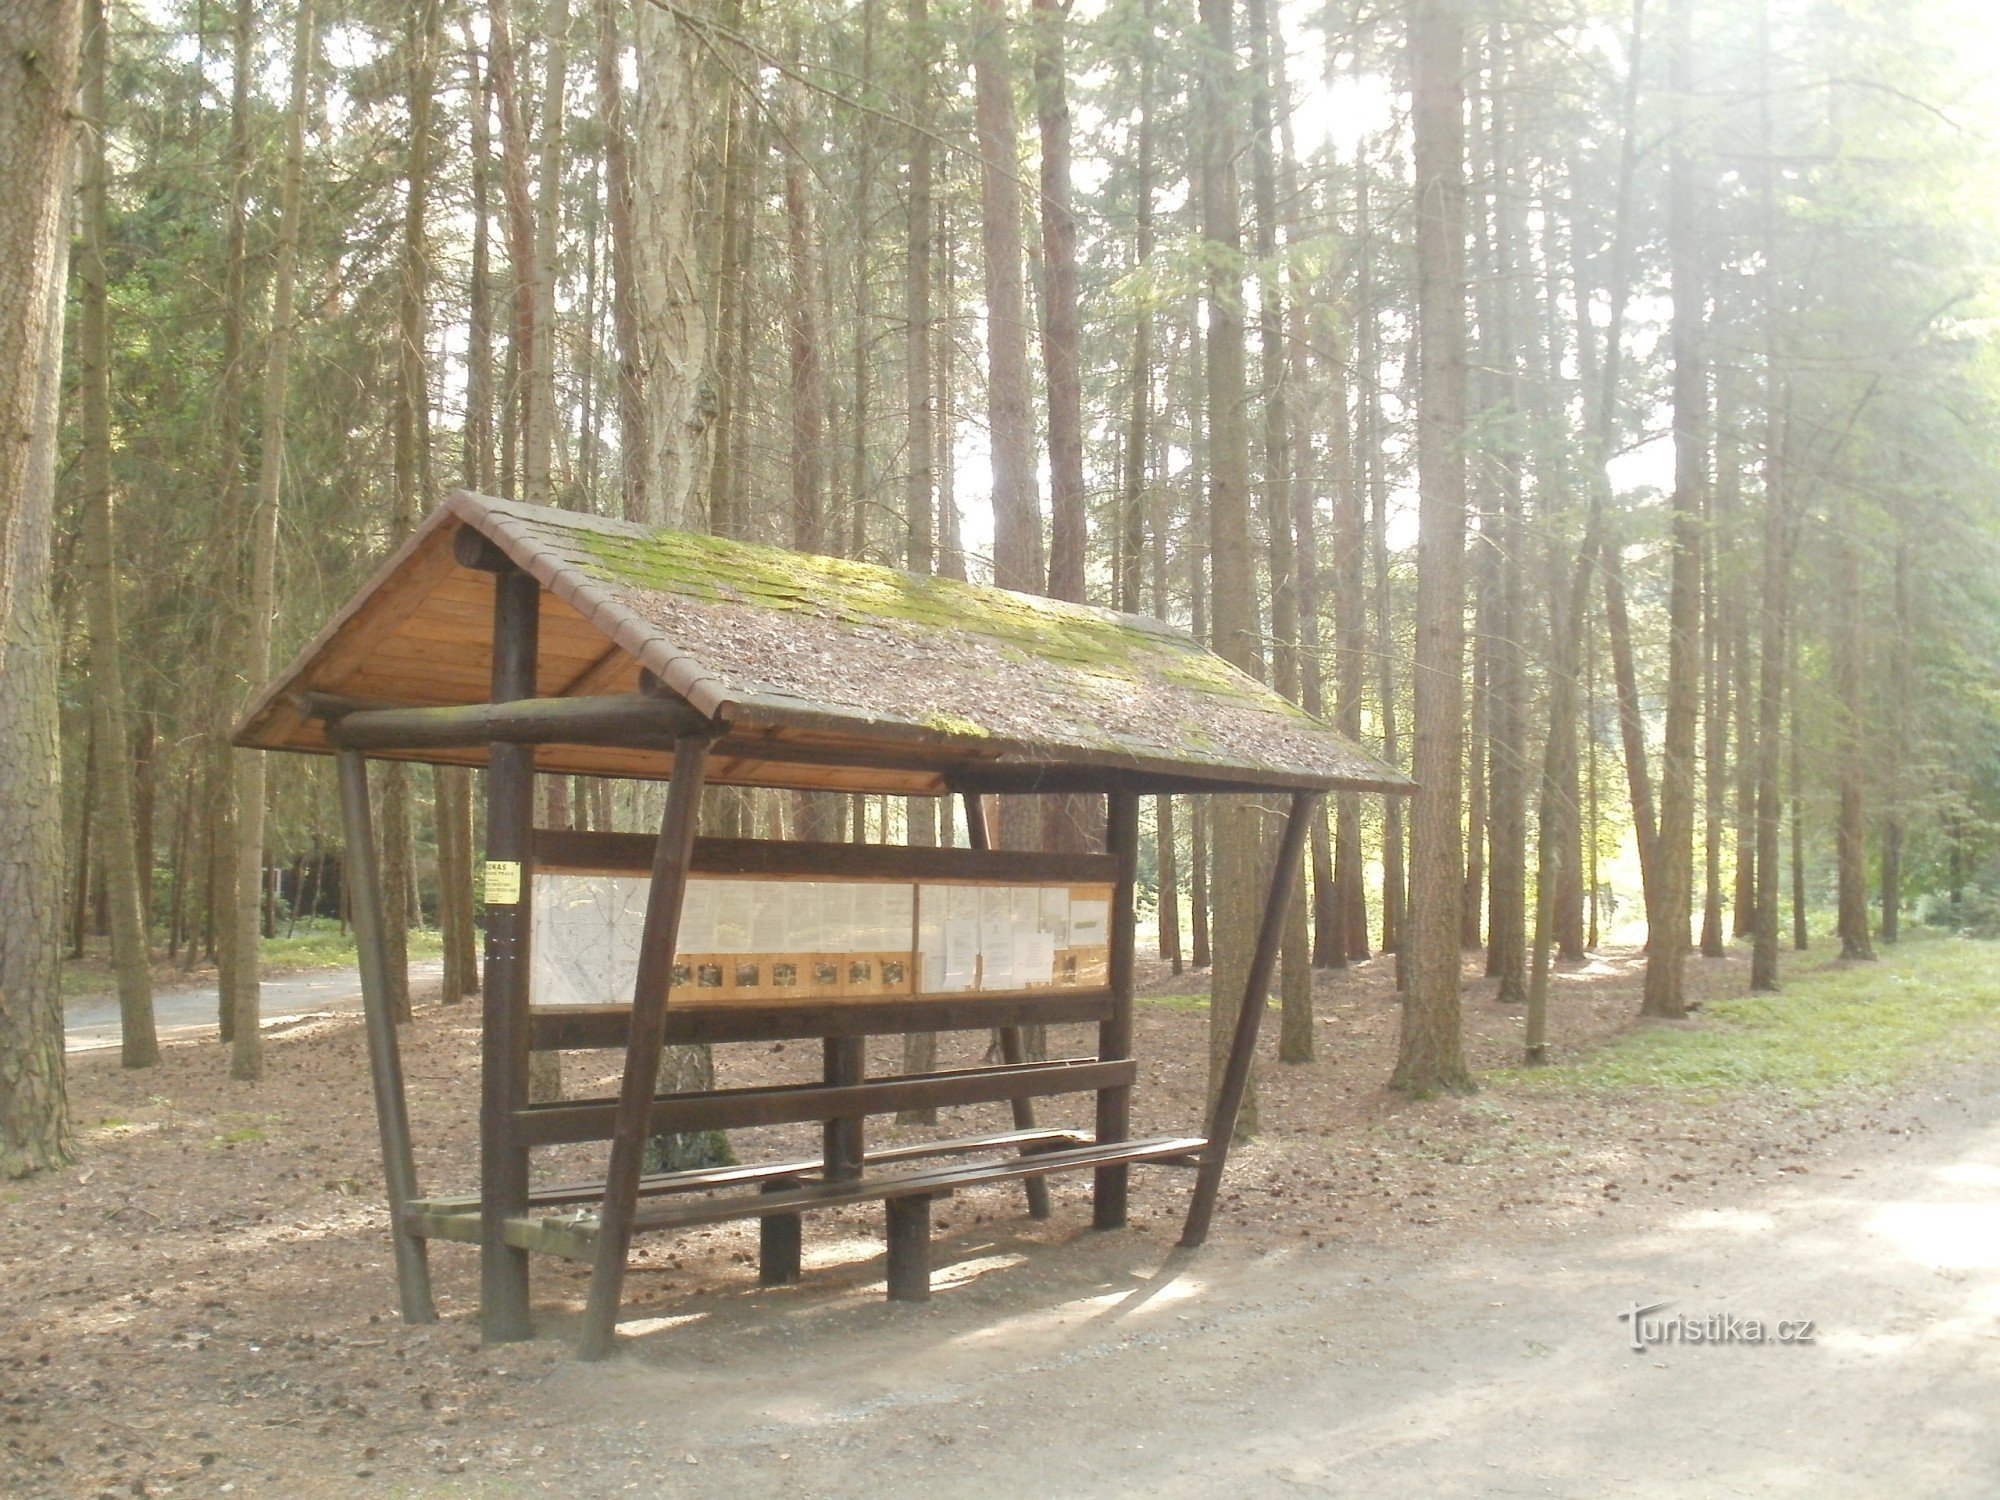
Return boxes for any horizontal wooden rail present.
[625,1135,1207,1232]
[307,692,717,751]
[527,987,1115,1049]
[531,828,1118,885]
[515,1056,1134,1147]
[408,1127,1092,1217]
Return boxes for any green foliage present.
[1494,935,2000,1101]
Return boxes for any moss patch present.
[562,521,1306,715]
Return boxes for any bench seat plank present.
[409,1127,1092,1216]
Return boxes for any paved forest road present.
[63,960,444,1053]
[536,1073,2000,1498]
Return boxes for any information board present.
[529,873,1113,1007]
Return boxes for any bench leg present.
[997,1028,1053,1220]
[1092,1164,1129,1231]
[885,1195,934,1303]
[759,1180,802,1286]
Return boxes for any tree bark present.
[79,0,157,1067]
[228,0,313,1081]
[0,138,74,1176]
[632,0,711,526]
[1392,0,1474,1096]
[1198,0,1270,1127]
[1750,0,1790,991]
[0,0,83,681]
[595,0,648,520]
[1359,159,1404,962]
[974,0,1043,595]
[1834,523,1874,960]
[1880,533,1908,944]
[1032,0,1085,604]
[1642,0,1702,1019]
[527,0,572,507]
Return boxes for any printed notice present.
[484,860,522,905]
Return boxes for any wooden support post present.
[885,1194,934,1302]
[1094,791,1141,1230]
[758,1179,803,1286]
[822,1037,866,1181]
[335,749,435,1324]
[576,736,714,1360]
[480,565,540,1344]
[963,792,1051,1220]
[1180,793,1318,1249]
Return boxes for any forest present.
[5,0,2000,1174]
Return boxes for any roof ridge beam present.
[308,693,720,753]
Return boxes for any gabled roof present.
[234,492,1412,798]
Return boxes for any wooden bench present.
[404,1128,1203,1300]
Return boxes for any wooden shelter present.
[234,491,1411,1359]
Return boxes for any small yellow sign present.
[483,860,522,905]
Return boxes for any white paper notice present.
[979,886,1016,989]
[712,881,755,953]
[822,883,857,952]
[1014,929,1056,987]
[941,918,979,992]
[1069,896,1110,948]
[880,882,915,951]
[678,879,717,953]
[1038,886,1071,946]
[529,873,648,1007]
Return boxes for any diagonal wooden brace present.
[1179,792,1319,1248]
[576,735,716,1359]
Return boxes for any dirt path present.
[63,961,445,1053]
[545,1071,2000,1498]
[8,949,1996,1497]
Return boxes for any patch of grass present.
[257,921,444,971]
[1490,933,2000,1101]
[215,1126,265,1146]
[1140,991,1211,1013]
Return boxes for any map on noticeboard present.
[527,872,1112,1008]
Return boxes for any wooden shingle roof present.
[234,492,1413,798]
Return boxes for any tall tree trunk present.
[207,0,256,1038]
[1198,0,1269,1129]
[1700,472,1728,957]
[489,0,542,513]
[381,0,442,1026]
[1479,39,1528,1005]
[974,0,1043,595]
[79,0,157,1067]
[595,0,647,519]
[1392,0,1474,1096]
[904,0,935,582]
[528,0,572,507]
[1032,0,1084,604]
[1750,0,1789,991]
[632,0,710,526]
[1879,533,1907,944]
[0,0,82,681]
[228,0,313,1082]
[1834,523,1874,960]
[1359,159,1405,962]
[0,119,75,1176]
[1642,0,1702,1020]
[464,19,495,493]
[1244,0,1310,1046]
[784,61,840,846]
[1118,0,1154,620]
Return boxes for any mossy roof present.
[234,492,1412,796]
